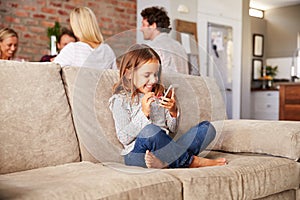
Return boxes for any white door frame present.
[198,13,242,119]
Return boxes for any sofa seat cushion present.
[0,61,80,174]
[0,161,182,200]
[255,190,296,200]
[165,151,299,200]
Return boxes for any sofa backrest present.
[62,67,226,163]
[0,61,80,174]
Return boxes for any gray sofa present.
[0,60,299,200]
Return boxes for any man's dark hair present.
[58,27,77,43]
[141,6,171,33]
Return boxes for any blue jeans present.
[124,121,216,168]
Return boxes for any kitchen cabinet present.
[251,90,279,120]
[279,83,300,121]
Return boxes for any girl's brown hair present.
[113,44,164,100]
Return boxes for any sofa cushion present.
[165,151,300,200]
[0,61,80,174]
[0,161,182,200]
[61,67,227,163]
[62,67,124,163]
[211,119,300,161]
[161,72,227,140]
[256,190,296,200]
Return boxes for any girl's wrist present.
[142,109,150,118]
[170,108,178,118]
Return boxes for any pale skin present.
[130,60,226,169]
[0,36,18,60]
[140,18,160,41]
[57,34,76,51]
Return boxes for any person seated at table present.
[40,27,77,62]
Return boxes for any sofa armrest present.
[210,119,300,161]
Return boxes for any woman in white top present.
[54,7,117,69]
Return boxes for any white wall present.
[266,57,293,79]
[197,0,243,119]
[241,0,252,119]
[169,0,198,23]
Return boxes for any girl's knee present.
[198,121,216,138]
[139,124,162,138]
[199,120,210,127]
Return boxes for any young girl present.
[109,44,226,168]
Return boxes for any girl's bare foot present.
[189,156,227,168]
[145,150,168,169]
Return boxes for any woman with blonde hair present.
[0,28,18,60]
[54,7,117,69]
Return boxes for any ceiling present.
[250,0,300,10]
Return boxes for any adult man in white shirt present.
[140,6,189,74]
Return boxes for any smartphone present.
[163,85,173,98]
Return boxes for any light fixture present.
[249,8,264,18]
[177,4,189,13]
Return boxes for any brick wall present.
[0,0,137,61]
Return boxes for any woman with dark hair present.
[40,27,77,62]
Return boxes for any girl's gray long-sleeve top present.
[109,93,178,155]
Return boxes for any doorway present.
[207,23,233,119]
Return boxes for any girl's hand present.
[142,92,155,118]
[160,88,177,118]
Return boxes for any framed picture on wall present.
[253,34,264,57]
[252,59,263,80]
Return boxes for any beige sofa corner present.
[0,61,299,200]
